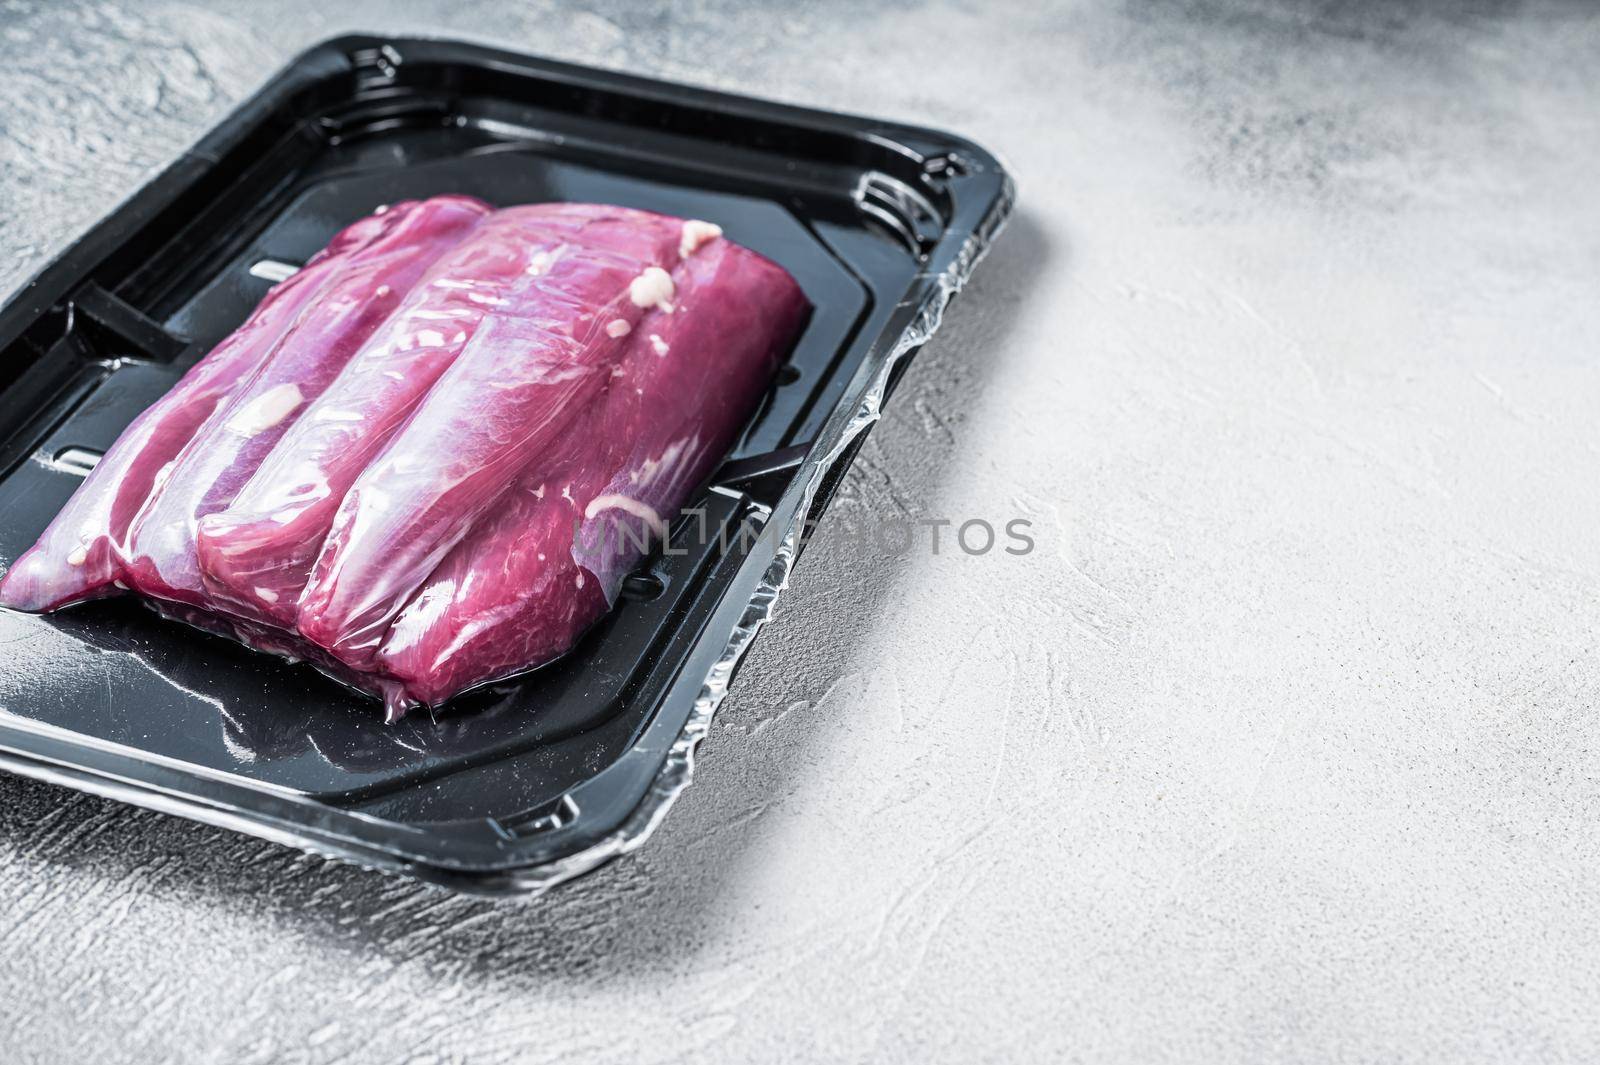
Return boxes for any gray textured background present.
[3,1,1600,1062]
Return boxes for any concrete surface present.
[3,1,1600,1062]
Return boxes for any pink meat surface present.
[0,203,418,613]
[375,238,807,716]
[121,195,491,609]
[295,209,686,669]
[193,204,658,625]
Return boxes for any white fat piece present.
[649,334,670,357]
[525,246,564,276]
[679,219,722,258]
[225,383,303,437]
[629,440,688,487]
[605,319,632,338]
[628,267,676,313]
[147,459,178,499]
[584,493,669,539]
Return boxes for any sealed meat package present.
[0,35,1013,891]
[2,197,806,722]
[195,204,682,627]
[0,202,427,613]
[295,209,686,669]
[121,195,491,609]
[376,236,807,716]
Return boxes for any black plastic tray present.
[0,35,1012,894]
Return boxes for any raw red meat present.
[376,238,807,715]
[3,201,807,721]
[295,209,685,669]
[0,201,427,613]
[195,204,683,627]
[121,195,491,609]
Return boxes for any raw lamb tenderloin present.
[195,203,678,625]
[2,200,807,724]
[0,201,427,613]
[294,208,687,669]
[121,194,491,609]
[375,237,807,716]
